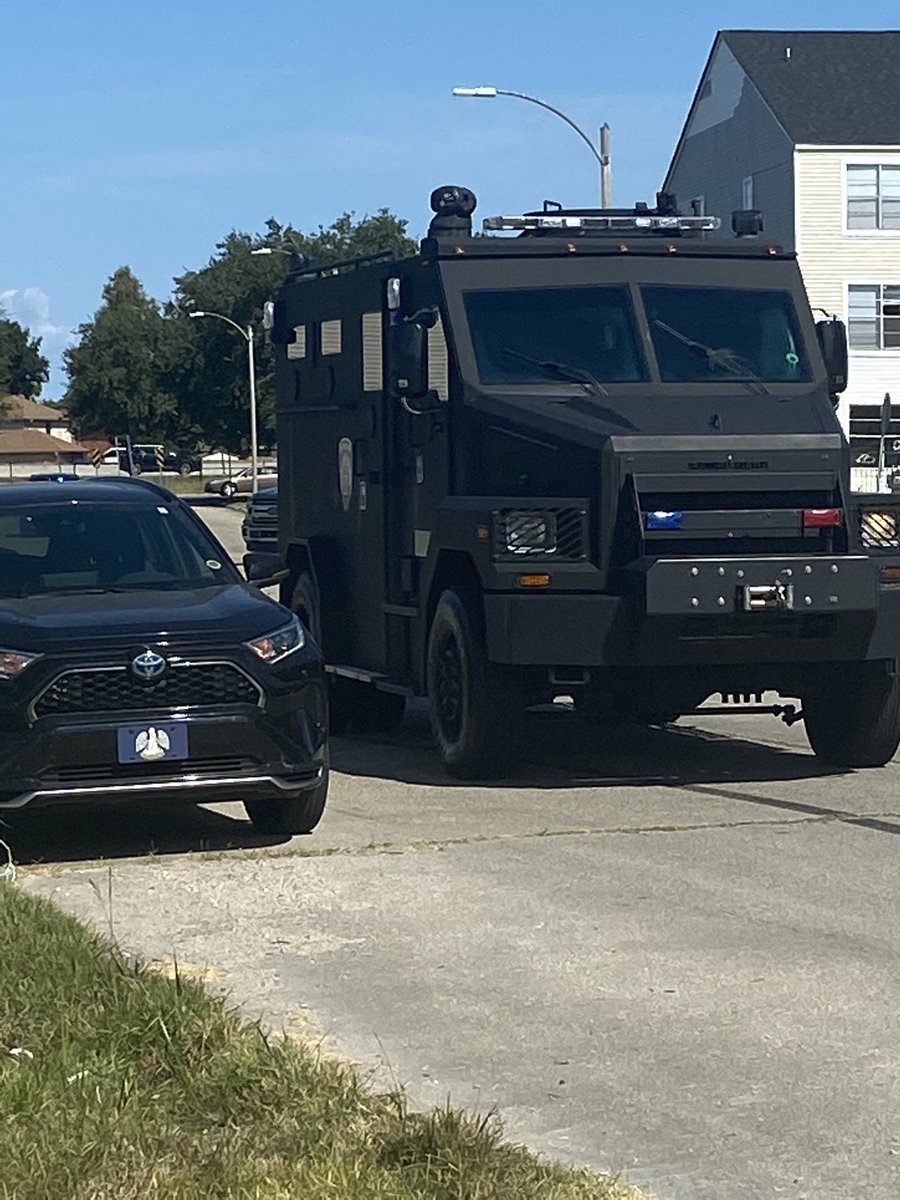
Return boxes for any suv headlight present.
[245,616,305,664]
[0,649,41,680]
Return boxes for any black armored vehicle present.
[270,185,900,777]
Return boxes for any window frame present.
[845,281,900,352]
[843,161,900,236]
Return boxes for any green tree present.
[170,210,415,454]
[64,268,177,442]
[0,310,50,399]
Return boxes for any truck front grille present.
[33,663,262,718]
[639,489,840,558]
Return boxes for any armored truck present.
[270,185,900,777]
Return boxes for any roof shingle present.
[722,30,900,145]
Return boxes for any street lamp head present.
[188,311,207,319]
[452,86,498,98]
[250,248,275,256]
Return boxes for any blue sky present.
[3,0,899,396]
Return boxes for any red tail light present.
[803,507,842,528]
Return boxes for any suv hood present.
[0,583,289,655]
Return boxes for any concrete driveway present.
[13,505,900,1200]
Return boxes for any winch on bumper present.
[642,554,877,615]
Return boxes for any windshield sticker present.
[206,559,222,570]
[157,506,169,514]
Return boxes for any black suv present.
[0,479,327,833]
[241,487,278,552]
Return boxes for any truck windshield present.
[642,286,810,384]
[464,286,648,384]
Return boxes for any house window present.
[848,284,900,349]
[846,165,900,230]
[741,176,754,210]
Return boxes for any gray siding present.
[665,42,795,249]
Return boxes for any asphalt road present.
[15,505,900,1200]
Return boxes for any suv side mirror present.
[243,551,289,588]
[388,321,428,399]
[815,317,848,397]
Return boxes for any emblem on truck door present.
[338,437,353,512]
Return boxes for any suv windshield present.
[0,501,237,599]
[464,286,648,385]
[643,286,810,384]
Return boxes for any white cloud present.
[0,287,74,350]
[1,288,76,399]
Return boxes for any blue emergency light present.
[645,510,684,530]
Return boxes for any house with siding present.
[663,30,900,487]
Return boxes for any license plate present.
[116,721,189,764]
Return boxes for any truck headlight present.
[246,616,305,664]
[0,649,41,679]
[500,510,558,556]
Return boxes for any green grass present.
[0,883,641,1200]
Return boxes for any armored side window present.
[361,311,383,391]
[286,325,307,360]
[428,316,449,402]
[320,319,342,356]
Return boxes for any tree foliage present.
[64,268,177,441]
[64,209,416,453]
[0,310,50,400]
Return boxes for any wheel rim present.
[435,628,464,743]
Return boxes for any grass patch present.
[0,883,640,1199]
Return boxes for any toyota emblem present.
[131,649,167,682]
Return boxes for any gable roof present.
[0,429,88,460]
[1,394,67,423]
[721,30,900,145]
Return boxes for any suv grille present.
[33,663,261,718]
[38,756,260,783]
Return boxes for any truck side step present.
[325,664,413,696]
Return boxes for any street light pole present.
[599,122,612,209]
[452,85,610,207]
[189,311,259,493]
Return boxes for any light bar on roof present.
[482,214,722,233]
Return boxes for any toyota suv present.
[0,478,328,834]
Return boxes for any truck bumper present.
[483,554,884,668]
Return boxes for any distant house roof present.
[0,429,89,461]
[1,394,67,423]
[721,30,900,145]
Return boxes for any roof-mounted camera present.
[428,186,477,237]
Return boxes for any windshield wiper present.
[502,348,609,397]
[651,320,770,394]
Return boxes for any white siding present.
[794,148,900,431]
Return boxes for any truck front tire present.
[803,661,900,768]
[427,588,520,779]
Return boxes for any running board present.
[325,665,413,695]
